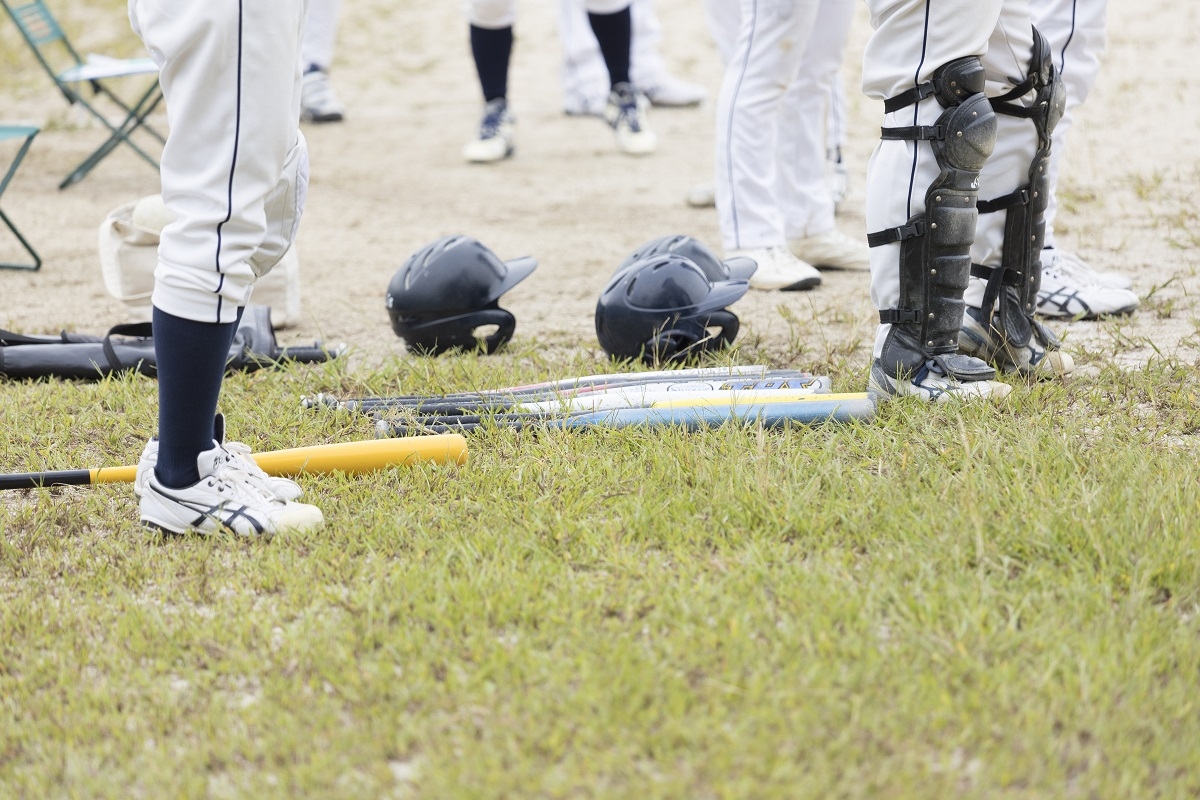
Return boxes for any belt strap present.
[867,219,927,248]
[879,309,923,324]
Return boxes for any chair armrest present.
[58,55,158,82]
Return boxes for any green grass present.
[4,350,1200,798]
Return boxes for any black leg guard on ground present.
[867,57,999,381]
[971,26,1066,352]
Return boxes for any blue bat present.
[376,394,875,436]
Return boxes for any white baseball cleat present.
[727,246,821,291]
[1045,248,1133,290]
[463,98,515,163]
[868,359,1012,403]
[135,415,303,502]
[642,75,707,108]
[685,183,716,209]
[1036,249,1138,318]
[787,229,870,271]
[605,83,656,156]
[140,444,324,537]
[566,74,706,115]
[562,94,606,118]
[959,306,1075,379]
[300,70,345,123]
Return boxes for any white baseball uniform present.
[303,0,342,71]
[863,0,1044,358]
[826,73,848,159]
[467,0,629,30]
[129,0,309,324]
[557,0,667,111]
[711,0,856,252]
[1031,0,1108,248]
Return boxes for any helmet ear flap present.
[403,307,517,355]
[475,308,517,354]
[642,327,697,364]
[698,309,739,352]
[642,309,740,364]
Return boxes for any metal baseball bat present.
[390,386,846,421]
[507,382,834,414]
[378,394,875,436]
[382,391,869,426]
[301,364,796,410]
[357,376,831,418]
[0,434,468,491]
[308,370,824,414]
[303,365,779,409]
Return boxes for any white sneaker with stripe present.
[140,444,323,537]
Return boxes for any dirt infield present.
[2,0,1197,378]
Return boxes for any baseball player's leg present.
[585,0,633,89]
[628,0,707,107]
[463,0,517,163]
[1031,0,1107,248]
[1029,0,1135,313]
[778,0,866,270]
[300,0,345,123]
[826,75,850,209]
[558,0,613,116]
[559,0,706,115]
[704,0,741,67]
[715,0,822,290]
[588,1,658,155]
[862,0,1009,400]
[129,0,322,534]
[682,0,740,210]
[958,4,1073,377]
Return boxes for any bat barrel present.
[375,396,875,437]
[247,433,468,475]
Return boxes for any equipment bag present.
[0,305,339,380]
[98,194,303,329]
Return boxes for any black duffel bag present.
[0,305,341,380]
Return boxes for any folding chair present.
[1,0,164,189]
[0,125,41,271]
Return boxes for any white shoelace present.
[1046,251,1102,286]
[213,444,281,503]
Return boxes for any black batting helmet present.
[595,253,749,363]
[386,236,537,355]
[616,234,757,283]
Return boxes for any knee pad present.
[467,0,516,29]
[868,57,999,379]
[972,26,1066,349]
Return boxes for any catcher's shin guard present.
[970,27,1067,355]
[868,57,998,381]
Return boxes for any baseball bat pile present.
[303,365,876,436]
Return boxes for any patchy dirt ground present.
[2,0,1198,381]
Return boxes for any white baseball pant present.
[711,0,855,252]
[467,0,629,30]
[1031,0,1108,248]
[302,0,343,71]
[129,0,309,324]
[557,0,667,111]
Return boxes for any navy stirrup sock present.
[470,25,513,103]
[152,307,240,488]
[588,6,632,88]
